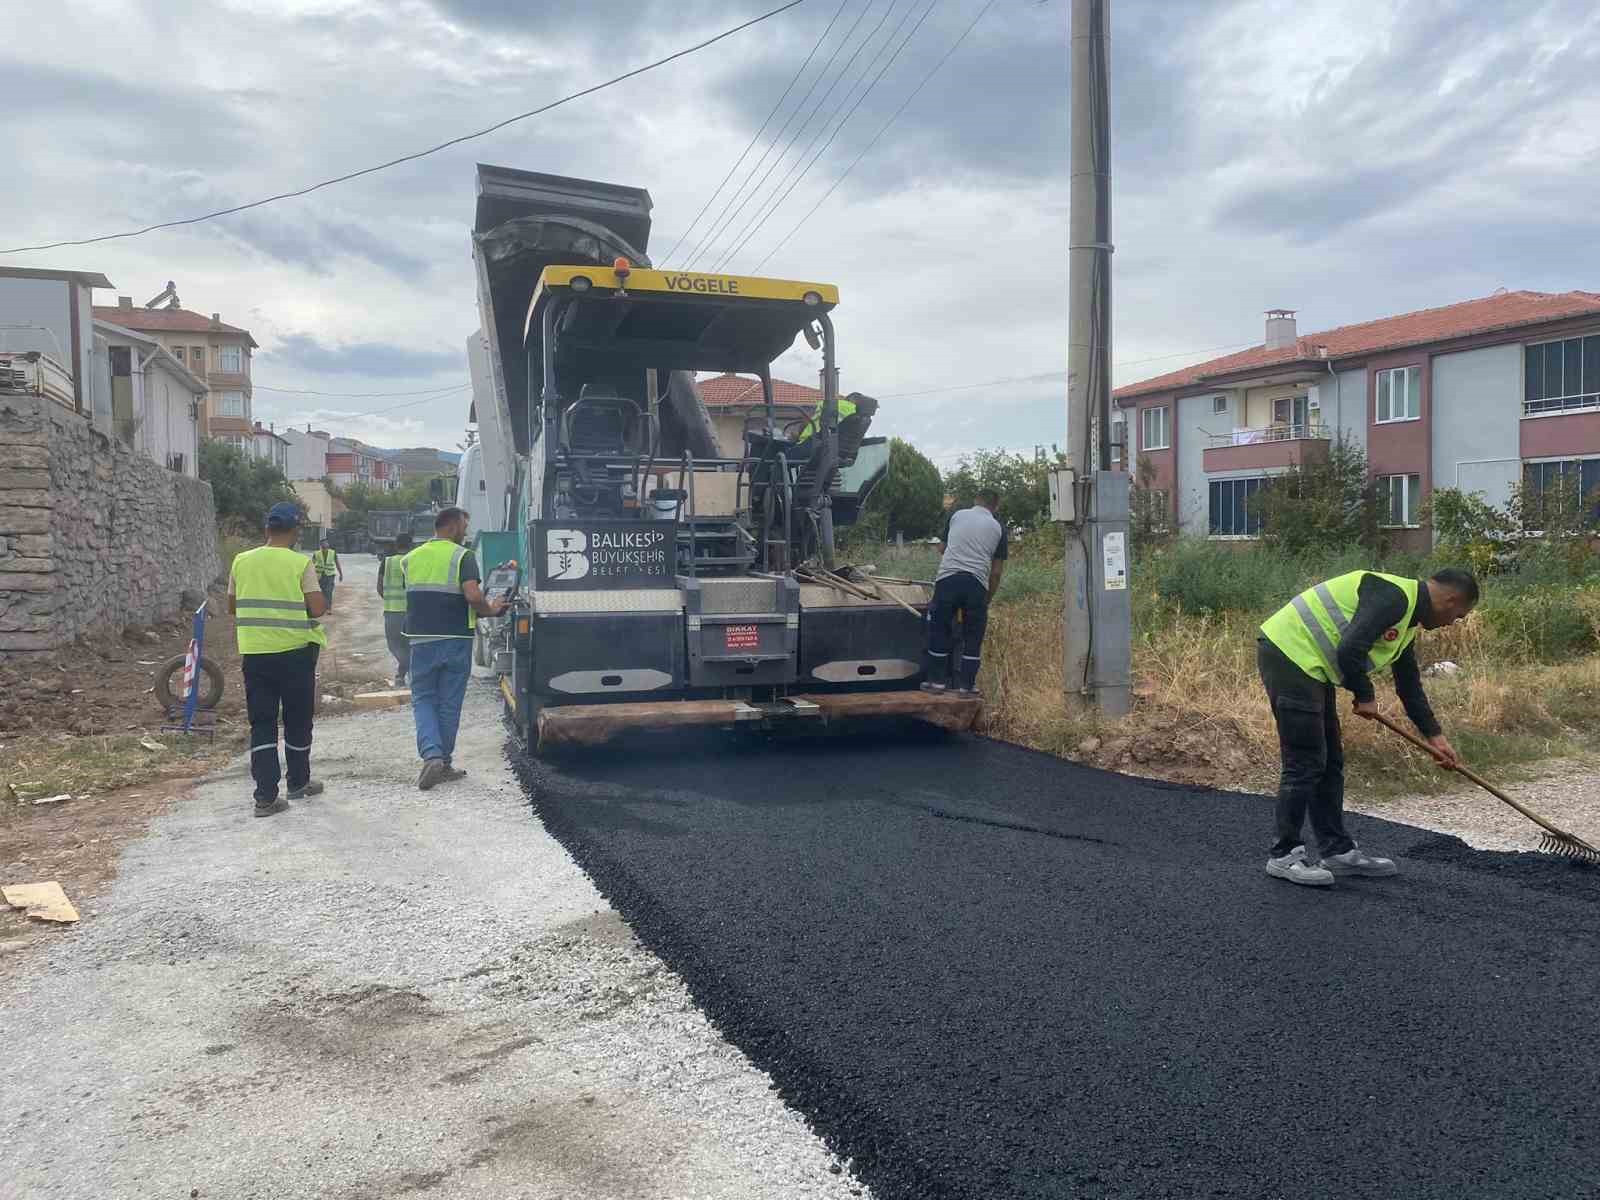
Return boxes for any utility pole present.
[1059,0,1131,715]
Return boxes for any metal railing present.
[1205,421,1331,448]
[1524,392,1600,416]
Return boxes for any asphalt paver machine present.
[470,164,977,752]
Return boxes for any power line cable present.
[870,342,1259,400]
[680,1,873,270]
[752,0,995,272]
[659,0,851,267]
[686,0,894,271]
[0,1,806,256]
[713,0,939,273]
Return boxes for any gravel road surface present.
[0,557,865,1200]
[518,728,1600,1200]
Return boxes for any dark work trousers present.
[319,575,336,609]
[384,612,410,683]
[926,572,990,689]
[1258,638,1355,859]
[242,644,319,802]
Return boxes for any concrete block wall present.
[0,394,220,654]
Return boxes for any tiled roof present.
[697,372,819,409]
[91,305,258,347]
[1114,290,1600,401]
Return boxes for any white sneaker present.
[1321,846,1398,878]
[1266,846,1334,887]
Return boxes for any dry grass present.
[979,596,1600,796]
[1,733,237,816]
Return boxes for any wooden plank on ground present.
[3,881,80,924]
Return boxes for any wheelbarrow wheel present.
[155,654,224,711]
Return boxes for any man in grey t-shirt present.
[922,489,1008,696]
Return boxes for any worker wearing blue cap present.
[227,501,328,817]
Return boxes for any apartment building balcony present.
[1202,422,1331,473]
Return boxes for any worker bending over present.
[229,502,328,817]
[376,532,413,687]
[1258,567,1479,886]
[404,507,507,791]
[922,488,1007,697]
[313,538,342,611]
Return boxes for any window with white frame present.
[1212,394,1229,415]
[1375,366,1421,422]
[1524,335,1600,415]
[218,345,242,373]
[1209,477,1264,537]
[1141,405,1170,451]
[1522,458,1600,526]
[1377,473,1422,527]
[217,390,245,418]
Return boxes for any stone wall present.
[0,394,220,654]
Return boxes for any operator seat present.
[565,384,634,455]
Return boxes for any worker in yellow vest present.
[375,532,413,687]
[313,538,342,611]
[1257,567,1478,886]
[228,502,329,818]
[404,507,507,791]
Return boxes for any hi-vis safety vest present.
[313,548,338,577]
[231,546,327,655]
[1260,570,1420,686]
[381,553,408,614]
[799,393,857,442]
[404,538,476,640]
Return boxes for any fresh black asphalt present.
[514,725,1600,1200]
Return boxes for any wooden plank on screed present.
[794,691,983,733]
[539,700,755,748]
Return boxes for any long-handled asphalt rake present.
[1373,713,1600,864]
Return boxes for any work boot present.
[957,685,984,699]
[1321,845,1398,878]
[920,681,948,694]
[418,758,447,791]
[1265,845,1334,887]
[286,780,324,800]
[253,796,289,819]
[439,765,467,784]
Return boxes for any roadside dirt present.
[1,557,394,959]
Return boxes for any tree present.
[869,438,945,539]
[199,440,299,532]
[329,473,450,531]
[1251,438,1385,554]
[1128,451,1172,557]
[943,448,1060,531]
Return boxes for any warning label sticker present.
[725,624,761,650]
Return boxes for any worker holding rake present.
[1257,567,1479,887]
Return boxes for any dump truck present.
[468,164,977,752]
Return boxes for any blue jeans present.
[408,638,473,763]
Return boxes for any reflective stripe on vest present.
[314,549,337,576]
[1260,570,1419,685]
[403,538,475,638]
[381,554,408,613]
[799,394,857,442]
[232,546,327,655]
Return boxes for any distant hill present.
[373,447,462,473]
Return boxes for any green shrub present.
[1477,586,1600,662]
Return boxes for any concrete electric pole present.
[1059,0,1131,715]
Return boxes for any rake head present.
[1537,829,1600,866]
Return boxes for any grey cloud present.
[0,59,260,171]
[265,334,462,377]
[1209,1,1600,241]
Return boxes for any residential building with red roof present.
[93,283,257,446]
[1112,290,1600,548]
[696,371,821,456]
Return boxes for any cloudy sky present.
[6,0,1599,466]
